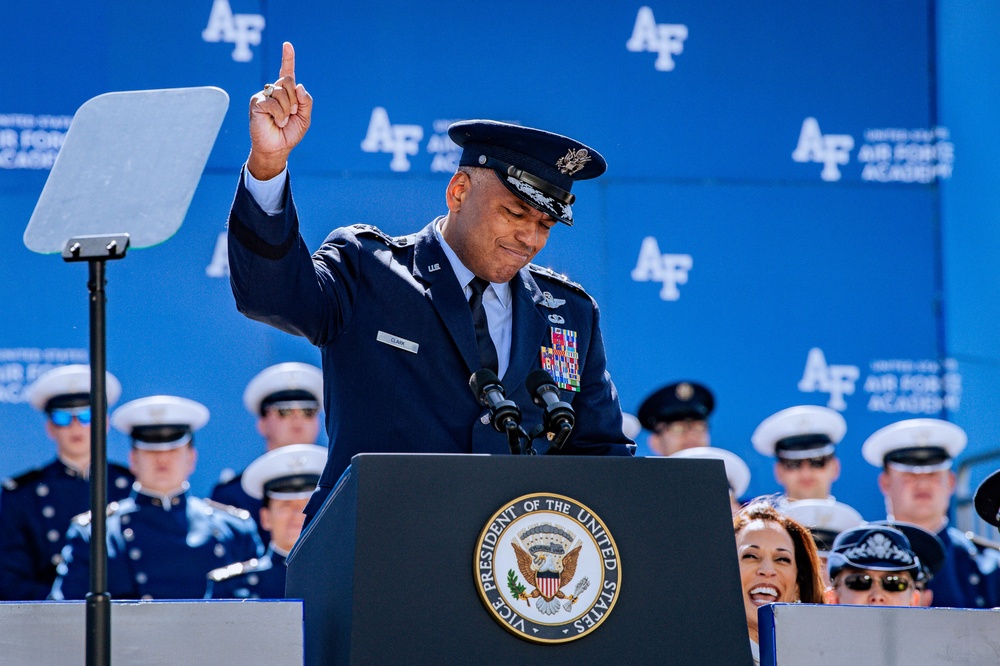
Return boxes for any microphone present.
[525,369,575,450]
[469,369,523,453]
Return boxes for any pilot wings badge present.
[474,493,621,643]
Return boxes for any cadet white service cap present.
[111,395,210,451]
[241,444,327,501]
[861,418,966,472]
[752,405,847,460]
[781,498,864,554]
[26,364,122,411]
[243,362,323,416]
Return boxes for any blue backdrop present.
[1,0,993,522]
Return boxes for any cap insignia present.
[556,148,591,176]
[843,533,913,565]
[675,383,694,401]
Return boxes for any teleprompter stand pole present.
[63,234,130,666]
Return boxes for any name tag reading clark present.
[376,331,419,354]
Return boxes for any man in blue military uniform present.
[636,381,714,456]
[752,405,846,502]
[864,417,1000,608]
[0,365,133,600]
[211,362,322,543]
[207,443,326,599]
[50,395,263,600]
[227,43,632,523]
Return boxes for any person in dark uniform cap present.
[752,405,845,502]
[865,417,1000,608]
[227,43,632,526]
[636,381,714,456]
[211,362,322,541]
[207,443,326,599]
[871,519,946,606]
[0,365,133,600]
[825,525,924,606]
[50,396,263,600]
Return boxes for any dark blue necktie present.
[468,277,499,374]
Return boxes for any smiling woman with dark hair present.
[734,500,825,664]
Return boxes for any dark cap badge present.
[474,492,621,643]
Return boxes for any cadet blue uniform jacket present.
[50,490,263,600]
[929,525,1000,608]
[206,545,286,599]
[210,473,269,544]
[227,174,633,520]
[0,459,133,600]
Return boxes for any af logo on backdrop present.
[792,118,854,182]
[792,117,955,184]
[626,6,688,72]
[474,493,621,643]
[798,347,860,411]
[631,237,692,301]
[202,0,265,62]
[359,108,460,173]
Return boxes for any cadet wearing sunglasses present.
[0,365,133,601]
[211,362,323,544]
[752,405,845,502]
[824,525,922,607]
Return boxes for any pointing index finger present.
[279,42,295,80]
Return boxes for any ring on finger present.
[263,83,275,98]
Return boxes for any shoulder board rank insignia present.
[204,499,252,521]
[352,224,412,248]
[474,492,621,643]
[540,327,580,392]
[527,264,587,296]
[2,477,16,491]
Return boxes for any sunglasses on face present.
[839,573,912,593]
[272,407,319,419]
[778,456,831,470]
[49,408,92,427]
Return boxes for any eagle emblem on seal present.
[508,523,590,615]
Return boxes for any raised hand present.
[247,41,313,180]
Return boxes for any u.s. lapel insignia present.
[427,263,441,272]
[540,292,566,309]
[474,492,621,644]
[539,327,580,392]
[556,148,592,176]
